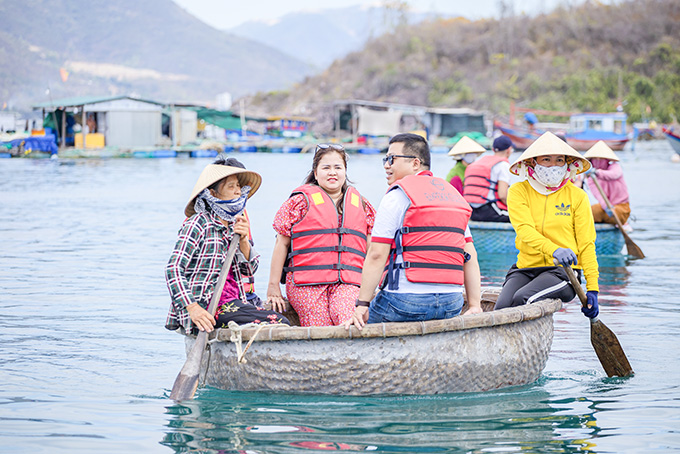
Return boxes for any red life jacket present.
[384,174,472,289]
[285,184,368,286]
[463,155,509,210]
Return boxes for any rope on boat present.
[201,331,224,386]
[200,342,213,388]
[227,321,287,364]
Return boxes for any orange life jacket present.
[463,155,509,210]
[384,174,472,289]
[285,184,368,286]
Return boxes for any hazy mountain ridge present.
[228,5,448,68]
[244,0,680,133]
[0,0,312,111]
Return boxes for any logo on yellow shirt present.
[555,202,571,216]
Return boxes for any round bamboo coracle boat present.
[181,288,562,395]
[469,221,625,256]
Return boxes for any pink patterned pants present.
[285,273,359,327]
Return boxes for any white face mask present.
[533,163,568,187]
[462,153,478,164]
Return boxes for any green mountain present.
[245,0,680,128]
[0,0,312,112]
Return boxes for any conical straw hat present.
[448,136,486,157]
[509,131,591,175]
[583,140,619,161]
[184,164,262,217]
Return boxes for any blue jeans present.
[367,291,464,323]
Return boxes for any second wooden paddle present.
[588,174,645,259]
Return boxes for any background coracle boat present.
[662,126,680,155]
[469,221,625,255]
[179,289,562,395]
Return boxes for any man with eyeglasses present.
[345,133,482,330]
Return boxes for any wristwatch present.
[355,299,371,307]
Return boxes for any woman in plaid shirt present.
[165,157,289,334]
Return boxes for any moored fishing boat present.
[179,289,562,395]
[496,112,629,151]
[495,123,541,150]
[469,221,625,255]
[662,126,680,155]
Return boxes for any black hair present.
[208,155,246,191]
[304,144,351,215]
[388,133,431,169]
[213,154,245,169]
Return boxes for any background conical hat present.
[448,136,486,157]
[583,140,619,161]
[509,131,591,175]
[184,164,262,217]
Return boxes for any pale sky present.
[172,0,589,30]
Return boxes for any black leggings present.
[470,203,510,223]
[495,265,579,310]
[215,298,290,327]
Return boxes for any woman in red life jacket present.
[267,144,376,326]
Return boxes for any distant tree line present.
[247,0,680,126]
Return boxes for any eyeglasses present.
[382,155,417,166]
[316,143,345,152]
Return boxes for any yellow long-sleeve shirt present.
[507,180,599,292]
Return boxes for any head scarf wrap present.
[194,186,251,222]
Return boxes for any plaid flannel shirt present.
[165,209,259,331]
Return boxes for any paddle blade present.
[590,319,634,377]
[169,332,208,401]
[623,232,645,259]
[169,371,200,401]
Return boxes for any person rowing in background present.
[583,141,632,229]
[494,132,599,320]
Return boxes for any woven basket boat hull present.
[469,221,625,256]
[182,290,562,395]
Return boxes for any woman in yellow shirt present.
[495,132,599,319]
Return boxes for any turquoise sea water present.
[1,141,679,453]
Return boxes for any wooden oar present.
[555,259,633,377]
[588,174,645,259]
[170,233,241,401]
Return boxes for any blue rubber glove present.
[553,248,578,267]
[582,291,599,319]
[604,207,614,218]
